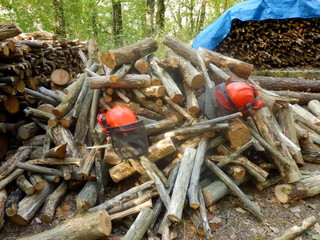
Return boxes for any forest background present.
[0,0,243,51]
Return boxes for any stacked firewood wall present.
[1,22,320,239]
[215,18,320,69]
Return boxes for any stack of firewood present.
[0,31,320,240]
[215,18,320,69]
[0,23,86,160]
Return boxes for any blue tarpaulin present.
[192,0,320,50]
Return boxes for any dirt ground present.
[1,161,320,240]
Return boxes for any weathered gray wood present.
[123,208,154,240]
[167,147,196,222]
[5,188,24,217]
[40,181,68,223]
[0,169,24,190]
[76,180,98,211]
[16,175,35,195]
[0,189,7,230]
[188,137,208,209]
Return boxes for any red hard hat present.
[106,106,138,128]
[215,81,264,113]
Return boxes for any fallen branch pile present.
[0,24,320,239]
[215,18,320,69]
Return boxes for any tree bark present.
[0,23,22,40]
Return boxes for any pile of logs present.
[0,27,320,239]
[215,18,320,69]
[0,23,86,160]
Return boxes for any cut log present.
[252,107,302,183]
[291,104,320,126]
[44,143,67,159]
[167,147,196,222]
[183,83,200,116]
[76,180,98,211]
[51,69,70,86]
[24,88,59,106]
[271,90,320,105]
[28,174,45,191]
[39,180,68,223]
[145,116,179,135]
[16,175,35,196]
[10,181,54,225]
[275,174,320,203]
[17,122,41,140]
[225,118,251,148]
[18,209,111,240]
[4,95,19,114]
[0,23,22,40]
[101,37,158,68]
[199,47,253,79]
[134,58,149,74]
[308,100,320,118]
[123,208,154,240]
[89,74,151,89]
[188,137,208,209]
[109,199,152,220]
[0,146,32,180]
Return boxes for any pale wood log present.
[198,188,214,239]
[166,49,204,89]
[291,103,320,126]
[28,174,45,191]
[308,100,320,118]
[23,105,54,121]
[167,147,196,222]
[76,180,98,211]
[202,175,249,206]
[252,76,320,92]
[252,107,302,183]
[145,116,179,135]
[188,137,208,209]
[16,175,35,195]
[101,37,158,68]
[150,60,183,103]
[271,90,320,105]
[0,169,24,190]
[255,175,282,191]
[199,47,253,79]
[36,103,56,115]
[0,189,6,230]
[163,96,196,123]
[0,146,31,180]
[51,68,70,86]
[123,208,154,240]
[43,175,60,183]
[140,85,166,98]
[52,73,86,118]
[163,36,200,68]
[44,143,67,159]
[89,74,151,89]
[104,144,122,165]
[205,159,264,221]
[182,83,200,116]
[273,216,317,240]
[132,88,146,101]
[24,88,59,106]
[22,135,46,146]
[109,63,132,82]
[275,174,320,203]
[38,87,66,103]
[17,209,111,240]
[140,157,170,208]
[225,118,251,148]
[196,49,215,89]
[81,149,98,178]
[5,187,23,217]
[49,124,81,158]
[0,23,22,40]
[109,199,152,220]
[59,110,75,128]
[277,106,304,166]
[27,158,82,166]
[89,180,154,212]
[39,180,68,223]
[108,191,157,215]
[293,110,320,135]
[10,181,54,225]
[134,58,149,74]
[16,162,66,179]
[208,63,231,84]
[17,122,41,140]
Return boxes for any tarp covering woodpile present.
[192,0,320,68]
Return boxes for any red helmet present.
[106,106,137,128]
[215,81,264,113]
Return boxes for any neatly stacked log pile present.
[1,32,320,240]
[215,18,320,69]
[0,23,86,160]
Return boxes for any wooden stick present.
[80,149,98,178]
[16,175,35,195]
[18,209,111,240]
[205,159,264,221]
[0,169,24,190]
[40,180,68,223]
[76,180,98,212]
[308,100,320,118]
[188,137,208,209]
[123,208,154,240]
[167,148,196,222]
[27,158,82,166]
[5,187,24,217]
[273,216,317,240]
[0,189,7,230]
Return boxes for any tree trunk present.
[156,0,165,30]
[112,0,123,45]
[53,0,66,37]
